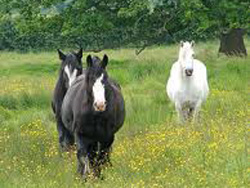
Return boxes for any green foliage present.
[0,0,248,50]
[0,92,50,110]
[201,0,250,32]
[0,63,58,76]
[0,41,249,187]
[0,19,17,50]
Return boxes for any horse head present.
[86,54,109,112]
[58,48,83,88]
[178,41,195,77]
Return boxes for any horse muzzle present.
[93,101,106,112]
[185,69,193,76]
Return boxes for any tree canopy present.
[0,0,249,51]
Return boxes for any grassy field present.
[0,40,249,188]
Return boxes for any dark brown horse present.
[61,54,125,178]
[52,49,83,150]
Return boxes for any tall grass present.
[0,40,249,187]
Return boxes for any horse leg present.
[64,129,74,149]
[175,102,184,123]
[98,135,114,167]
[56,116,66,149]
[187,107,194,121]
[75,133,93,179]
[56,116,74,151]
[89,136,114,178]
[88,142,100,178]
[193,100,202,122]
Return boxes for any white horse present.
[166,41,209,122]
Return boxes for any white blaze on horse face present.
[64,65,77,87]
[93,73,106,112]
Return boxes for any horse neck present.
[58,71,67,93]
[105,82,113,100]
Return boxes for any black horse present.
[52,48,83,150]
[61,54,125,178]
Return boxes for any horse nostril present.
[94,102,106,111]
[94,102,98,109]
[185,69,193,76]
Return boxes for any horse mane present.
[91,56,102,68]
[92,56,101,62]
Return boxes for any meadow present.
[0,40,249,188]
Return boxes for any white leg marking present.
[84,156,90,174]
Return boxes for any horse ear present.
[57,49,66,61]
[86,55,92,67]
[101,54,108,69]
[191,40,195,47]
[180,41,184,47]
[76,48,83,59]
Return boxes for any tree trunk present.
[218,28,247,56]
